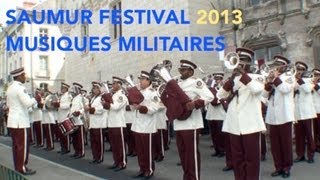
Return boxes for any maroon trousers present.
[135,132,155,176]
[10,128,29,173]
[208,120,225,153]
[28,124,35,144]
[56,125,70,152]
[313,114,320,151]
[153,129,165,160]
[294,119,315,160]
[229,132,260,180]
[261,133,266,157]
[33,121,43,146]
[224,133,233,168]
[90,128,104,161]
[176,129,200,180]
[72,125,85,156]
[109,127,126,167]
[163,121,170,148]
[269,122,293,171]
[42,124,54,149]
[125,123,136,155]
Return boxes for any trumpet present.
[260,63,297,79]
[224,52,240,70]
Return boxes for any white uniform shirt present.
[174,77,214,131]
[295,78,317,120]
[88,95,107,128]
[7,81,37,128]
[108,90,128,128]
[206,86,226,121]
[264,74,295,125]
[42,95,56,124]
[131,86,160,133]
[57,92,73,122]
[218,74,266,135]
[70,94,84,125]
[155,103,167,130]
[313,82,320,114]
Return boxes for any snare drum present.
[58,117,78,136]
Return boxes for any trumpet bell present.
[224,52,240,70]
[150,64,174,82]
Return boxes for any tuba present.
[122,75,144,105]
[150,63,192,122]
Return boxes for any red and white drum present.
[58,117,78,136]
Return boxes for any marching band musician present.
[153,81,167,162]
[312,68,320,153]
[42,90,56,151]
[7,67,38,175]
[32,88,44,148]
[124,97,137,157]
[70,82,85,159]
[294,61,317,163]
[130,71,160,179]
[217,48,266,180]
[102,77,129,171]
[206,72,226,158]
[263,55,295,178]
[175,60,214,180]
[81,89,90,146]
[85,82,106,164]
[54,82,73,154]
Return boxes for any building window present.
[39,28,48,42]
[40,83,48,91]
[314,35,320,68]
[254,45,282,61]
[249,0,271,6]
[81,23,89,53]
[39,56,48,71]
[110,1,122,40]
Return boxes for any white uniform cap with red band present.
[179,59,197,70]
[73,82,83,89]
[10,67,25,78]
[92,81,102,88]
[112,76,123,84]
[138,71,151,79]
[312,68,320,75]
[212,72,224,79]
[273,55,290,65]
[295,61,308,71]
[236,48,254,60]
[61,82,70,89]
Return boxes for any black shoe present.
[155,156,164,162]
[217,152,225,158]
[143,173,154,179]
[20,169,36,175]
[95,159,103,164]
[271,170,283,177]
[164,146,170,151]
[222,166,233,171]
[130,153,137,157]
[108,164,118,169]
[282,171,290,178]
[105,148,112,152]
[61,150,70,155]
[70,154,78,158]
[57,150,62,154]
[176,162,182,166]
[294,156,305,163]
[126,153,132,157]
[89,160,97,164]
[261,155,266,161]
[74,154,85,159]
[211,152,219,157]
[114,166,126,172]
[132,172,144,178]
[307,158,314,163]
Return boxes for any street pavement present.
[1,134,320,180]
